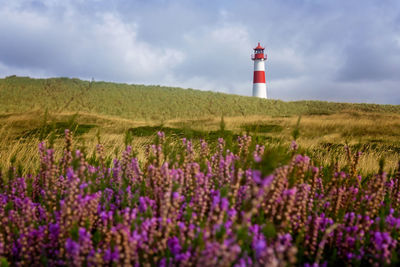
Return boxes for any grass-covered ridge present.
[1,76,400,120]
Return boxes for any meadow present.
[1,76,400,175]
[0,76,400,266]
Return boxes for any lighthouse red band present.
[251,42,267,98]
[253,71,266,83]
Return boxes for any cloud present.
[0,2,184,83]
[270,77,400,104]
[173,22,253,91]
[0,0,399,104]
[337,42,400,82]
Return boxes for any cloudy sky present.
[1,0,400,104]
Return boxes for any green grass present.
[19,121,96,140]
[240,123,283,133]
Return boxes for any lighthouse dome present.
[254,42,264,50]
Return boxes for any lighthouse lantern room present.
[251,42,267,98]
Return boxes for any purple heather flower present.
[167,237,182,255]
[159,258,168,267]
[79,183,88,190]
[234,257,253,267]
[254,239,266,257]
[78,228,91,244]
[49,223,60,238]
[65,238,80,256]
[176,251,191,262]
[254,155,262,163]
[157,131,165,139]
[104,247,120,262]
[262,175,274,188]
[228,208,237,219]
[290,140,298,150]
[295,154,310,164]
[178,222,186,231]
[172,191,184,202]
[66,168,75,181]
[305,263,327,267]
[221,197,229,210]
[284,188,297,196]
[211,192,221,210]
[252,170,262,184]
[139,196,148,212]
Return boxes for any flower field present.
[1,129,400,266]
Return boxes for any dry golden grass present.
[0,111,154,174]
[196,112,400,173]
[0,110,399,175]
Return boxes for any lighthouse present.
[251,42,267,98]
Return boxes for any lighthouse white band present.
[253,60,265,71]
[253,83,267,98]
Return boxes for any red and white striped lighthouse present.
[251,42,267,98]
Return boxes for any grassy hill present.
[1,76,400,120]
[0,76,399,174]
